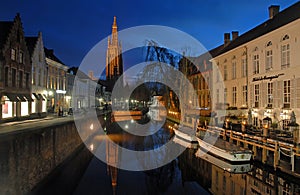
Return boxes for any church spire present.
[112,16,118,45]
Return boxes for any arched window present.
[265,41,273,71]
[282,34,289,41]
[253,47,259,74]
[281,35,290,69]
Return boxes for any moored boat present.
[173,124,198,143]
[195,148,252,173]
[197,136,252,162]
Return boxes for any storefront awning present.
[4,93,18,102]
[38,94,45,101]
[17,95,27,102]
[32,93,40,100]
[42,94,49,101]
[24,94,34,101]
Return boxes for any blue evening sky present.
[0,0,298,68]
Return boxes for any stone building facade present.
[210,2,300,130]
[25,32,48,117]
[0,13,32,121]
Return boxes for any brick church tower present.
[106,16,123,81]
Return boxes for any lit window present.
[19,51,24,63]
[281,44,290,69]
[266,50,273,71]
[267,83,273,108]
[253,54,259,74]
[242,85,247,106]
[283,80,290,108]
[254,84,259,107]
[241,58,247,77]
[232,61,236,79]
[232,87,237,106]
[11,49,16,60]
[224,65,227,81]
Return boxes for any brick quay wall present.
[0,113,108,195]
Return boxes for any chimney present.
[224,33,231,46]
[269,5,280,19]
[231,31,239,41]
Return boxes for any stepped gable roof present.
[44,47,65,65]
[25,36,38,57]
[213,1,300,57]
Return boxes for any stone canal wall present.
[0,114,105,195]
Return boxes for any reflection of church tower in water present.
[106,138,119,195]
[106,16,123,83]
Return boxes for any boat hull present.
[173,127,198,143]
[195,149,251,173]
[197,137,252,162]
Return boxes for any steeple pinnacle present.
[111,16,118,46]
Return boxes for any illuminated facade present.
[211,3,300,129]
[44,48,68,112]
[106,16,123,82]
[25,32,47,116]
[0,14,32,121]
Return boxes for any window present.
[281,44,290,69]
[253,54,259,74]
[19,51,23,63]
[241,58,247,77]
[12,69,16,87]
[266,50,273,71]
[232,61,236,79]
[223,176,226,190]
[224,65,227,81]
[242,85,248,106]
[11,49,16,60]
[19,71,23,88]
[254,84,259,107]
[232,86,237,106]
[283,80,290,108]
[267,83,273,108]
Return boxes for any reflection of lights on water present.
[130,119,134,123]
[90,144,94,151]
[90,123,94,130]
[125,124,128,129]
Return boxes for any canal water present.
[37,114,300,195]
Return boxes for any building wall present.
[212,17,300,128]
[31,33,47,114]
[247,18,300,129]
[46,58,67,112]
[0,14,32,120]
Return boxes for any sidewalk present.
[0,114,74,136]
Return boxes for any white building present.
[26,32,48,116]
[211,2,300,130]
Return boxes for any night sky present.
[0,0,298,68]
